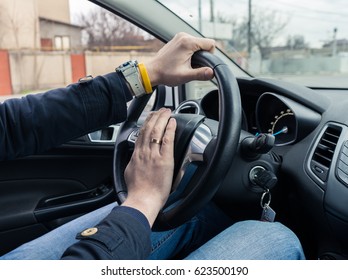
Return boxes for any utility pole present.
[210,0,216,39]
[198,0,202,33]
[247,0,252,56]
[332,27,337,57]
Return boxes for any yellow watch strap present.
[138,63,153,94]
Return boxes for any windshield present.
[158,0,348,88]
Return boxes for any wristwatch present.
[116,60,146,98]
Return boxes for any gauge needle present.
[273,126,288,136]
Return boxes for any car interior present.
[1,0,348,260]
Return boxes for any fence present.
[1,50,157,95]
[4,49,347,95]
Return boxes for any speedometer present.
[268,109,296,144]
[256,94,298,146]
[256,92,321,147]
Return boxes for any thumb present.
[191,67,214,81]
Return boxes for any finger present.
[194,37,216,53]
[192,67,214,81]
[183,67,214,82]
[149,109,172,149]
[160,118,176,158]
[136,109,165,146]
[136,112,155,146]
[175,32,216,53]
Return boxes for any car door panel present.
[0,137,116,255]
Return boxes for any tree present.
[227,8,288,59]
[286,35,308,50]
[77,7,161,51]
[215,12,247,53]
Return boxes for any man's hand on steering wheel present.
[122,108,176,227]
[146,32,215,87]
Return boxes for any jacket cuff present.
[114,206,151,231]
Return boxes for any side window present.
[75,2,164,112]
[0,0,164,111]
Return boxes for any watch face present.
[118,60,136,71]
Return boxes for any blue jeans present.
[0,203,305,260]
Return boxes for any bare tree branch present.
[77,7,154,51]
[250,9,288,58]
[226,8,288,59]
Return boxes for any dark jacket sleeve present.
[0,72,132,160]
[61,206,152,260]
[0,71,154,259]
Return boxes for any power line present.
[251,1,348,24]
[271,9,348,24]
[258,0,347,18]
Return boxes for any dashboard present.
[199,88,321,147]
[176,76,348,259]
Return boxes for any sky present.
[69,0,348,48]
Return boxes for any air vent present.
[310,125,342,182]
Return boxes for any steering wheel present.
[113,51,241,230]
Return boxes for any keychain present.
[260,188,276,222]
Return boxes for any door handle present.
[88,125,120,143]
